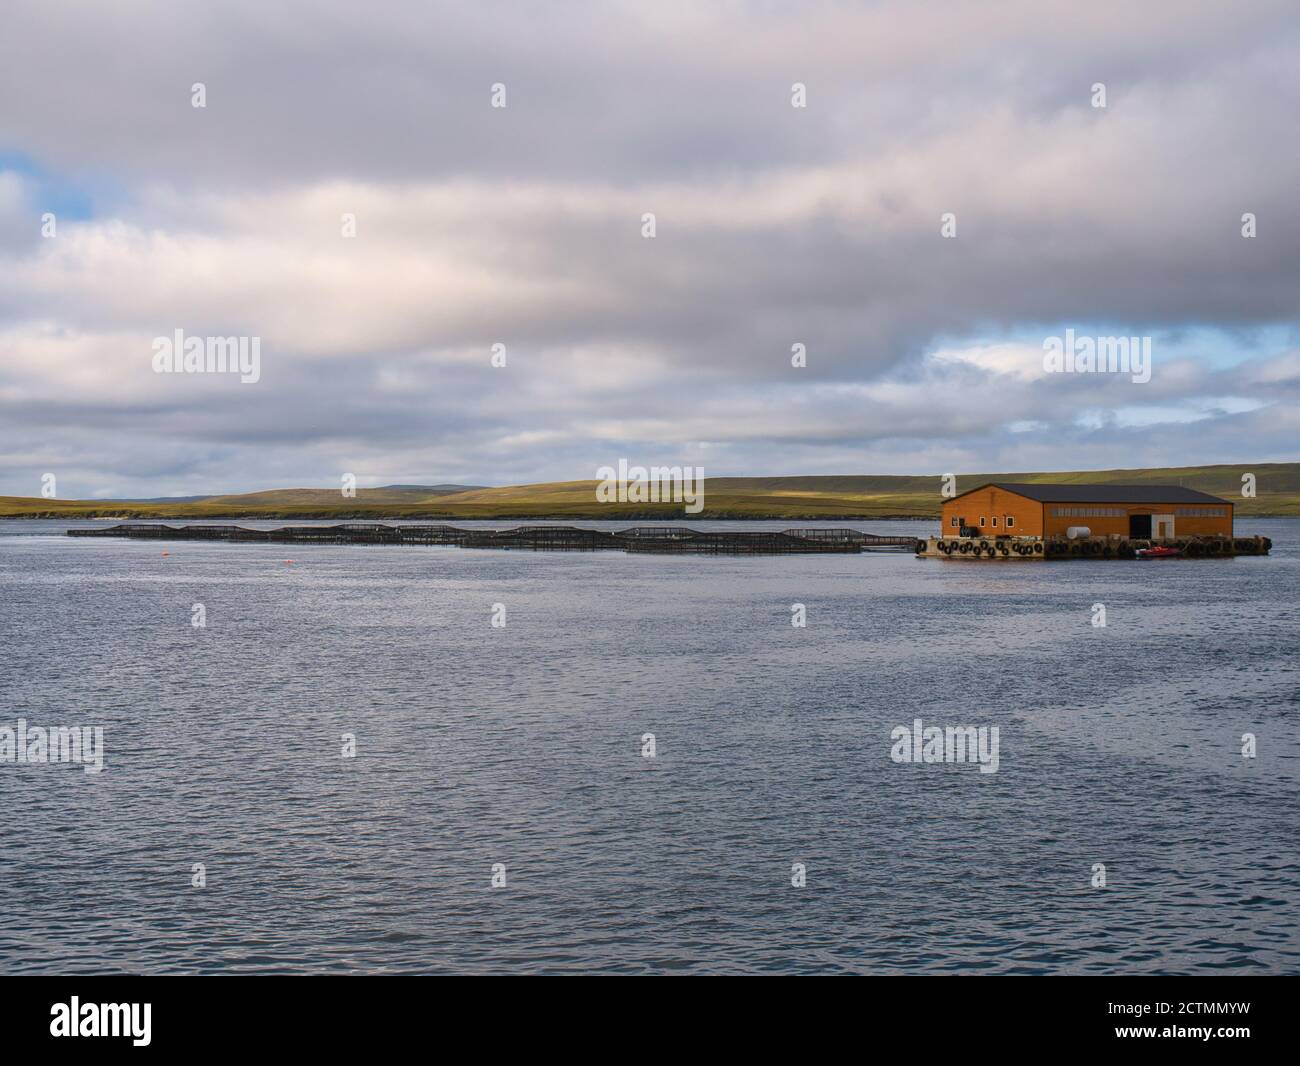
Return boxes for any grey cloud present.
[1,0,1298,494]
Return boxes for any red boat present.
[1135,545,1181,558]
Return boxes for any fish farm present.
[64,523,1275,559]
[66,523,921,555]
[914,533,1272,560]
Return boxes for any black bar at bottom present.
[2,975,1290,1053]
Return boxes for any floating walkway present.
[914,534,1272,560]
[67,523,921,555]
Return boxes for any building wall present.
[1040,503,1232,538]
[940,487,1042,537]
[940,488,1234,539]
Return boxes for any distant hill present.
[195,484,485,508]
[115,484,482,504]
[112,494,213,504]
[378,484,487,493]
[1,465,1294,519]
[0,483,495,518]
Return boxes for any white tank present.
[1066,526,1092,540]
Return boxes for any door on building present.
[1152,514,1175,540]
[1129,514,1152,538]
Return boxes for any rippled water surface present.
[1,518,1297,974]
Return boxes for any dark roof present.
[974,482,1231,505]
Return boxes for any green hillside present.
[2,463,1295,519]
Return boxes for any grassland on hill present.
[2,464,1296,519]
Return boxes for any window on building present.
[1006,516,1015,528]
[950,516,958,527]
[991,516,999,527]
[980,516,986,527]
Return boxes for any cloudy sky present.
[2,0,1298,498]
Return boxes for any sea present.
[1,517,1296,974]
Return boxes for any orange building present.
[940,483,1233,541]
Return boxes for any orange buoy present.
[161,551,170,556]
[285,559,294,565]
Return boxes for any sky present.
[1,0,1298,498]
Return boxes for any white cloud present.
[1,1,1298,495]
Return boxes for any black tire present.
[960,542,972,554]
